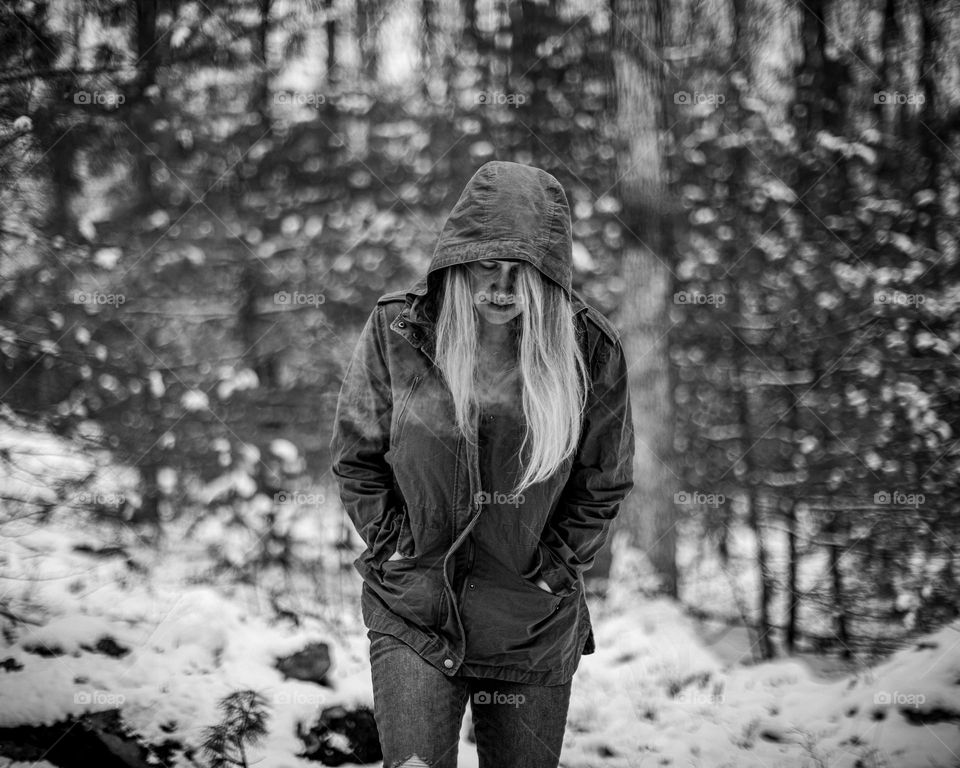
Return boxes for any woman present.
[331,160,635,768]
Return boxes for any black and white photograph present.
[1,0,959,765]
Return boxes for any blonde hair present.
[433,262,589,498]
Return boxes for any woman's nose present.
[494,263,516,292]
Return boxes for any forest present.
[1,0,959,765]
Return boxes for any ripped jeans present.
[368,630,572,768]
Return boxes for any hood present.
[389,161,582,360]
[428,160,573,296]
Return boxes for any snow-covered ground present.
[1,417,958,767]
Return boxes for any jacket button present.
[443,658,454,668]
[397,321,406,328]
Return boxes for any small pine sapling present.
[202,689,270,768]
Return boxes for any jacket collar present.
[388,277,589,362]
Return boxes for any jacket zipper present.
[439,501,483,642]
[457,534,475,609]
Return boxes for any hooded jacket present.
[331,161,636,685]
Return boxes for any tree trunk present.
[131,0,159,208]
[356,0,379,81]
[325,0,337,84]
[608,0,678,596]
[256,0,271,131]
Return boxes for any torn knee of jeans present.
[391,754,432,768]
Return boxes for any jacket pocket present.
[394,504,416,559]
[519,540,576,598]
[460,555,580,670]
[376,557,441,630]
[519,543,544,580]
[391,374,422,449]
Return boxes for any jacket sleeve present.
[536,334,636,594]
[330,304,402,560]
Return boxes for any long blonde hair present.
[433,262,589,498]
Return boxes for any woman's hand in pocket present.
[534,576,555,594]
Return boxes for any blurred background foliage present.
[1,0,958,660]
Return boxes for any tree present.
[609,0,679,596]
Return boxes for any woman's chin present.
[476,305,522,325]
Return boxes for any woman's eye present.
[478,261,498,270]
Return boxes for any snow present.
[216,367,259,400]
[3,509,957,767]
[1,419,959,766]
[20,614,118,655]
[0,408,96,504]
[148,370,165,398]
[570,579,960,766]
[197,468,259,504]
[93,247,122,270]
[270,438,300,465]
[571,241,597,273]
[180,389,210,411]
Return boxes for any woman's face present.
[467,259,523,325]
